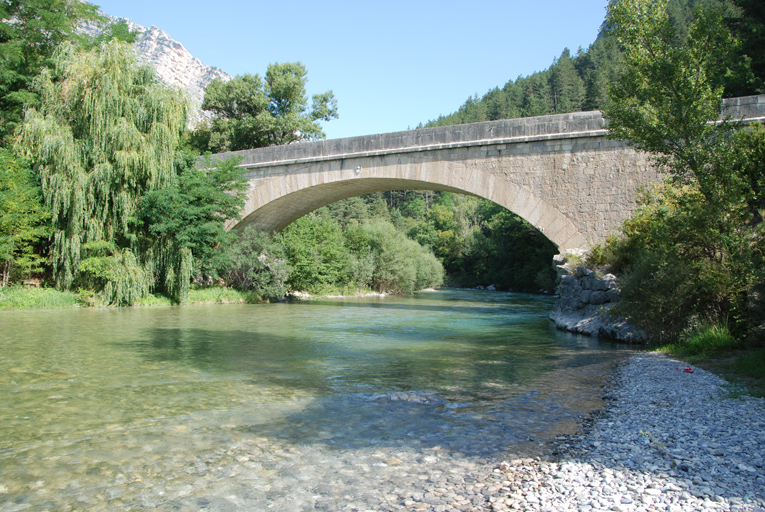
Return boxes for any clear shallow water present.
[0,290,633,511]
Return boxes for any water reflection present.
[0,291,634,511]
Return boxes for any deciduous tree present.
[0,0,103,144]
[600,0,765,340]
[17,40,188,303]
[0,148,49,286]
[603,0,740,196]
[191,62,338,153]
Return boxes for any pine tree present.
[549,48,585,113]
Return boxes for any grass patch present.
[187,286,264,304]
[655,323,764,397]
[0,285,267,310]
[656,323,739,361]
[134,292,176,306]
[0,286,83,310]
[731,348,765,383]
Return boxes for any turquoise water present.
[0,290,632,510]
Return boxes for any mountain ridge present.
[80,15,232,127]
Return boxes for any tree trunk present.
[2,260,10,287]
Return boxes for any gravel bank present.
[479,352,765,512]
[4,352,761,511]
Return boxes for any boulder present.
[549,258,644,343]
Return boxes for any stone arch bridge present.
[212,95,765,252]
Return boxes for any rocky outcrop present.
[549,254,645,343]
[79,16,231,127]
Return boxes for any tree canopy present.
[190,62,338,153]
[604,0,741,193]
[0,148,48,287]
[16,39,189,301]
[0,0,103,145]
[595,0,765,341]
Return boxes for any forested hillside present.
[424,0,761,128]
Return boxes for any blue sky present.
[92,1,609,140]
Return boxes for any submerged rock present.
[373,391,447,405]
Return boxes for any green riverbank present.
[0,285,264,311]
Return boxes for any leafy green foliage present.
[456,208,558,291]
[425,43,615,127]
[600,0,765,343]
[727,0,765,94]
[391,193,557,291]
[0,148,49,286]
[607,182,765,341]
[85,20,139,48]
[0,285,82,310]
[77,241,151,307]
[604,0,744,193]
[0,0,103,145]
[344,219,444,293]
[267,210,445,295]
[224,227,290,299]
[280,214,350,293]
[677,323,739,357]
[190,62,338,152]
[308,191,557,293]
[138,153,247,302]
[17,40,189,303]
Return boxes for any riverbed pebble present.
[2,353,762,511]
[479,352,765,512]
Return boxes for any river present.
[0,290,634,511]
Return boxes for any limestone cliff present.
[79,15,231,127]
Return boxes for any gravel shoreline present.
[476,352,765,512]
[3,352,762,511]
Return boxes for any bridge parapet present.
[216,95,765,252]
[212,94,765,169]
[214,110,609,168]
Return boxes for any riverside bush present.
[0,286,82,310]
[224,227,289,299]
[662,323,740,358]
[344,219,444,293]
[603,183,764,342]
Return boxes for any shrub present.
[224,227,290,299]
[678,323,739,357]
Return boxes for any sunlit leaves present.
[0,0,103,143]
[604,0,738,188]
[192,62,338,152]
[0,148,49,286]
[17,40,189,300]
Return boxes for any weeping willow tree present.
[17,40,189,304]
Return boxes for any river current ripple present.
[0,290,634,511]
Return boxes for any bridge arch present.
[235,170,588,252]
[215,95,765,253]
